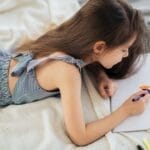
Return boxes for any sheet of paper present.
[111,54,150,132]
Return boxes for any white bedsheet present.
[0,0,150,149]
[0,0,80,53]
[0,70,150,150]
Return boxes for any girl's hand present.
[97,73,118,99]
[119,90,150,117]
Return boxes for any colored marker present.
[140,85,150,90]
[132,93,146,102]
[143,139,150,150]
[132,89,150,102]
[137,144,144,150]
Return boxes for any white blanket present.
[0,0,150,149]
[0,70,150,150]
[0,0,80,53]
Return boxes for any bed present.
[0,0,150,149]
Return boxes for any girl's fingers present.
[131,90,148,98]
[141,94,150,104]
[99,85,108,99]
[131,90,150,102]
[105,82,117,96]
[99,84,116,98]
[104,87,113,96]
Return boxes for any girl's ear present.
[93,41,107,54]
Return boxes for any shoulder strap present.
[11,52,86,76]
[11,52,34,76]
[27,54,86,72]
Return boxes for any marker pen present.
[132,89,150,102]
[132,93,146,102]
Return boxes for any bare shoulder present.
[49,60,82,102]
[35,59,81,91]
[52,61,82,88]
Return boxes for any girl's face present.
[96,35,137,69]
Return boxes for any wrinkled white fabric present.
[0,0,150,149]
[0,0,80,53]
[0,70,150,150]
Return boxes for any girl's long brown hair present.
[17,0,149,79]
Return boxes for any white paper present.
[111,54,150,132]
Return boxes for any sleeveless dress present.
[0,50,85,107]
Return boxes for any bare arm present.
[55,62,149,146]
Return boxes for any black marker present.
[136,144,144,150]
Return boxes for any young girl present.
[0,0,150,146]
